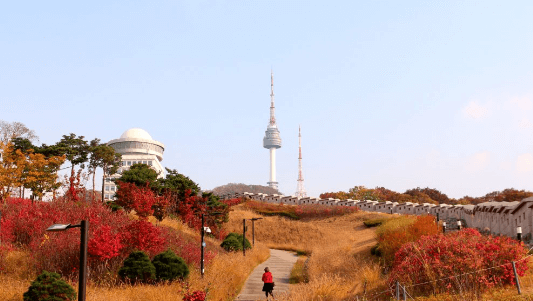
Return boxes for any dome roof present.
[120,128,153,140]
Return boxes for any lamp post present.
[243,219,246,256]
[442,221,446,233]
[249,218,263,246]
[517,226,522,242]
[46,220,88,301]
[201,212,222,278]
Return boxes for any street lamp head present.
[46,224,72,232]
[250,218,263,221]
[203,212,223,217]
[203,226,212,233]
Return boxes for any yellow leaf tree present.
[0,141,27,202]
[24,152,65,201]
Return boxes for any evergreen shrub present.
[363,218,386,228]
[152,249,189,281]
[220,233,251,251]
[118,250,156,283]
[23,271,76,301]
[105,201,122,212]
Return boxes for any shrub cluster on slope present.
[390,228,529,295]
[0,198,217,281]
[374,215,440,266]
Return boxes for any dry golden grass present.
[84,244,270,301]
[0,215,270,301]
[225,204,391,300]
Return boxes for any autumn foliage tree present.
[115,181,169,220]
[0,141,28,201]
[24,151,65,200]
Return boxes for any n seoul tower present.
[263,70,282,191]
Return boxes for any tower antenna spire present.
[269,70,276,126]
[296,125,307,198]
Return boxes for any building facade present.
[103,128,165,200]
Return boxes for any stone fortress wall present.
[222,192,533,244]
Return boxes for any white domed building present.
[103,128,165,200]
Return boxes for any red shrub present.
[183,290,206,301]
[390,228,529,295]
[120,220,167,257]
[221,198,244,207]
[88,225,122,261]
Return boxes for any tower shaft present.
[269,148,277,188]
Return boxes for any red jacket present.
[262,271,273,283]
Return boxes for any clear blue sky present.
[2,1,533,199]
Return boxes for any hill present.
[210,183,281,197]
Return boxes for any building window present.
[111,186,116,191]
[105,194,109,199]
[127,161,132,166]
[148,161,152,166]
[105,186,110,191]
[142,161,147,164]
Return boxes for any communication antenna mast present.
[295,125,307,198]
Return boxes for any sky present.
[1,1,533,199]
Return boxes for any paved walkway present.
[235,249,299,301]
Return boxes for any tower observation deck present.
[263,71,282,190]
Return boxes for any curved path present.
[236,249,298,301]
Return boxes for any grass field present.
[224,203,389,300]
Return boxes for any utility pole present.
[243,219,246,256]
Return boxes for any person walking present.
[262,267,274,299]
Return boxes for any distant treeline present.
[319,186,533,205]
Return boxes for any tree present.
[157,168,200,215]
[158,168,200,196]
[0,141,27,202]
[11,137,37,154]
[87,139,121,201]
[404,187,450,204]
[115,181,169,219]
[55,134,89,201]
[118,163,159,187]
[24,152,65,201]
[0,120,38,144]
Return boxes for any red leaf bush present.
[390,228,529,295]
[115,181,170,220]
[183,290,206,301]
